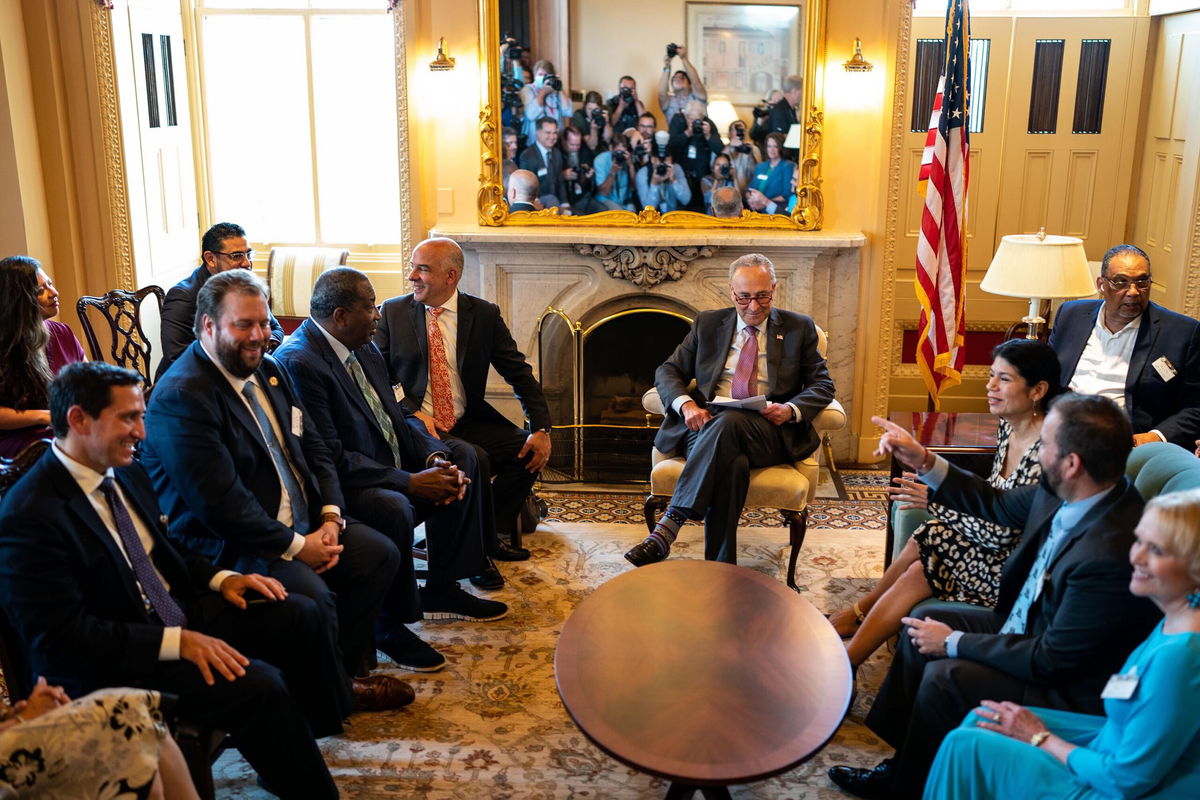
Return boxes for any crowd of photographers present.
[498,37,804,218]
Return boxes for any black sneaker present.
[377,626,446,672]
[420,584,509,622]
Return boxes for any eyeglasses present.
[1101,275,1152,292]
[732,291,774,306]
[214,250,255,262]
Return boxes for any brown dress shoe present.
[351,674,415,712]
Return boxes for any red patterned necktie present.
[427,307,458,432]
[731,326,759,399]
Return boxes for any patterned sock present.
[646,507,689,555]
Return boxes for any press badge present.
[1152,356,1177,382]
[687,145,697,160]
[1100,665,1139,700]
[291,407,304,437]
[537,168,547,177]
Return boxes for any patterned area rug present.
[215,512,895,798]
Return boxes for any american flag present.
[914,0,969,407]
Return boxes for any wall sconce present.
[429,37,456,72]
[843,38,873,72]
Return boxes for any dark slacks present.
[673,409,792,562]
[345,438,490,628]
[243,521,399,678]
[448,416,538,547]
[158,592,344,799]
[866,602,1077,799]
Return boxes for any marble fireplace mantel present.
[430,224,867,459]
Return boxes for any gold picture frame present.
[476,0,826,230]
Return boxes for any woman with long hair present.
[0,255,85,458]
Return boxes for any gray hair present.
[310,267,371,320]
[782,75,803,93]
[1100,244,1150,277]
[728,253,776,282]
[710,186,743,218]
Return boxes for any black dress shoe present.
[828,759,895,799]
[492,541,531,561]
[469,559,505,590]
[624,538,668,567]
[377,627,447,672]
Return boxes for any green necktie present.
[345,352,402,466]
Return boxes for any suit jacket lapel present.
[766,309,783,393]
[1046,480,1127,573]
[258,360,309,476]
[701,311,738,399]
[1061,301,1099,380]
[304,321,378,432]
[996,491,1060,611]
[409,300,429,400]
[455,294,473,370]
[1125,305,1160,406]
[194,347,270,459]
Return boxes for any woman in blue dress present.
[924,488,1200,800]
[744,133,795,214]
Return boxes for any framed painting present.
[686,2,804,106]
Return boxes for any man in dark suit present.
[155,222,285,383]
[517,116,568,210]
[829,395,1161,799]
[275,267,509,672]
[0,361,349,798]
[625,253,836,566]
[767,75,803,143]
[1047,243,1200,449]
[142,270,413,708]
[375,237,552,561]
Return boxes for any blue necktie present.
[98,478,187,628]
[241,380,310,534]
[1000,510,1068,634]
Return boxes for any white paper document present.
[708,395,767,411]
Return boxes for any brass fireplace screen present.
[536,306,693,484]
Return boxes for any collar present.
[199,339,251,394]
[51,439,113,496]
[425,290,460,314]
[1092,303,1142,338]
[312,319,352,364]
[537,142,553,161]
[1055,483,1112,531]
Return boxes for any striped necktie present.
[346,351,402,466]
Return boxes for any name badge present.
[291,407,303,437]
[1100,665,1139,700]
[1152,356,1177,383]
[537,167,547,177]
[687,145,697,160]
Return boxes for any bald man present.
[507,169,539,212]
[374,238,552,561]
[710,186,744,218]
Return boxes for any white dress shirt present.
[1069,307,1165,441]
[419,290,467,423]
[52,443,235,661]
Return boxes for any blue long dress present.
[924,622,1200,799]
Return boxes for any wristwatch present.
[321,512,346,532]
[1030,731,1050,748]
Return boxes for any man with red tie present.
[624,253,836,566]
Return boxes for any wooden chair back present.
[76,286,166,387]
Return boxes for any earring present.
[1188,589,1200,610]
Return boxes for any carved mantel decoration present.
[573,244,716,287]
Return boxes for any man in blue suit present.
[142,270,413,710]
[1047,243,1200,449]
[274,267,508,673]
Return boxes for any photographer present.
[701,153,738,211]
[519,59,572,146]
[667,100,723,212]
[571,91,611,153]
[658,43,707,120]
[517,116,570,212]
[636,150,691,213]
[592,136,637,211]
[745,132,796,216]
[722,119,761,194]
[501,125,519,191]
[636,112,657,142]
[768,75,804,142]
[749,89,782,150]
[559,126,602,215]
[607,76,647,138]
[498,38,528,129]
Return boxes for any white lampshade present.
[784,123,803,150]
[980,233,1096,300]
[706,100,738,141]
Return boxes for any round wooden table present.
[555,560,852,798]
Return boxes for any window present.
[194,1,400,249]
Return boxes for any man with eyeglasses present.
[1047,243,1200,449]
[155,222,285,383]
[625,253,835,567]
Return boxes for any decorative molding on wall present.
[92,2,134,290]
[572,244,716,288]
[393,4,415,265]
[875,0,914,419]
[1187,181,1200,320]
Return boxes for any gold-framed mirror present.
[476,1,826,230]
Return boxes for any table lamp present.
[784,123,803,150]
[706,100,738,142]
[980,229,1096,339]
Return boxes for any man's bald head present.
[508,169,540,205]
[407,237,464,308]
[710,186,743,218]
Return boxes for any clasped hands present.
[680,399,792,431]
[410,457,470,505]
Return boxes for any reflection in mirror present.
[479,0,826,230]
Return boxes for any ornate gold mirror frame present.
[476,0,827,230]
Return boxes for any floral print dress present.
[914,419,1042,607]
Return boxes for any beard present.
[1038,461,1064,499]
[214,334,264,378]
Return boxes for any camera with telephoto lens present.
[654,161,669,177]
[590,107,606,127]
[500,75,523,114]
[688,120,706,141]
[543,74,563,91]
[717,164,731,178]
[502,35,523,61]
[613,150,628,166]
[751,103,771,119]
[666,43,679,58]
[732,143,752,154]
[619,85,634,101]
